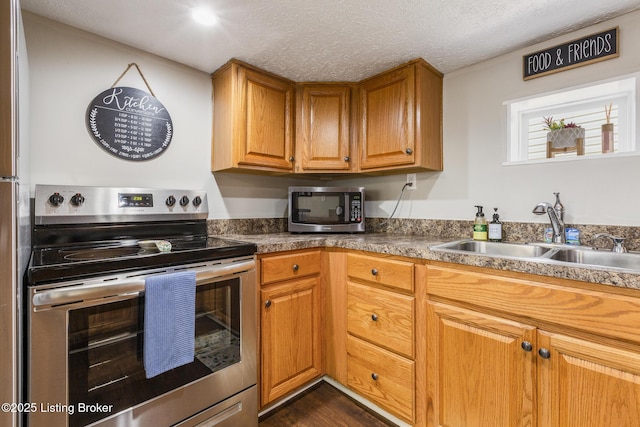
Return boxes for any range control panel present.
[34,185,208,225]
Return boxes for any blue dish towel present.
[143,271,196,379]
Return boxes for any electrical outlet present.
[406,173,416,190]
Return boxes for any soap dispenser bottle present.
[488,208,503,242]
[473,205,488,241]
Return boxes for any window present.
[506,75,637,163]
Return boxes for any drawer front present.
[347,253,414,292]
[347,282,414,358]
[261,250,321,285]
[347,335,415,423]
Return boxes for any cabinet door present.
[359,65,415,170]
[260,276,321,405]
[427,302,536,427]
[296,85,352,172]
[538,331,640,427]
[237,66,294,171]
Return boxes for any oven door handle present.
[31,259,255,308]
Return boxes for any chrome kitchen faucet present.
[533,192,565,244]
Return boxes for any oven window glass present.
[67,278,241,426]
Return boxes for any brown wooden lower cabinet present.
[426,301,536,427]
[262,249,427,425]
[259,250,322,407]
[538,330,640,426]
[343,252,426,426]
[260,249,640,426]
[426,263,640,427]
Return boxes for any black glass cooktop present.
[28,235,257,286]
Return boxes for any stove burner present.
[29,235,257,286]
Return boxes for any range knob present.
[192,196,202,207]
[166,195,176,207]
[48,192,64,207]
[179,196,190,207]
[70,193,85,207]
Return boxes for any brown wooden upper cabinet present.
[211,58,443,175]
[212,59,295,173]
[359,59,443,173]
[295,84,355,173]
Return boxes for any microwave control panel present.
[349,194,362,222]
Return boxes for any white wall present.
[23,12,308,219]
[24,10,640,225]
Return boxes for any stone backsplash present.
[207,218,288,235]
[207,218,640,252]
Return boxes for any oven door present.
[27,257,257,427]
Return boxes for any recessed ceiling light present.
[191,6,219,26]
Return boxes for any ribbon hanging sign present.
[86,64,173,161]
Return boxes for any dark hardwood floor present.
[258,382,397,427]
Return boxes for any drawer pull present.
[538,348,551,359]
[371,373,379,381]
[371,313,378,321]
[521,341,533,352]
[371,268,378,276]
[292,264,299,272]
[265,300,272,308]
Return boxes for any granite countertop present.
[219,232,640,291]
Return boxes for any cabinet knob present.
[405,148,413,155]
[344,156,350,162]
[521,341,533,352]
[265,300,272,308]
[371,373,379,381]
[289,156,295,162]
[538,348,551,359]
[371,314,378,321]
[292,264,299,272]
[371,268,378,276]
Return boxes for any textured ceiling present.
[20,0,640,80]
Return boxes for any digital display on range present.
[118,193,153,207]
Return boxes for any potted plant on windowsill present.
[544,116,585,150]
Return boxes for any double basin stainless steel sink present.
[431,239,640,272]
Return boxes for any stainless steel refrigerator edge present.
[1,1,30,426]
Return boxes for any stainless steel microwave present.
[288,186,365,233]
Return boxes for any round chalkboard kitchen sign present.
[86,86,173,161]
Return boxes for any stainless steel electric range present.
[26,185,258,427]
